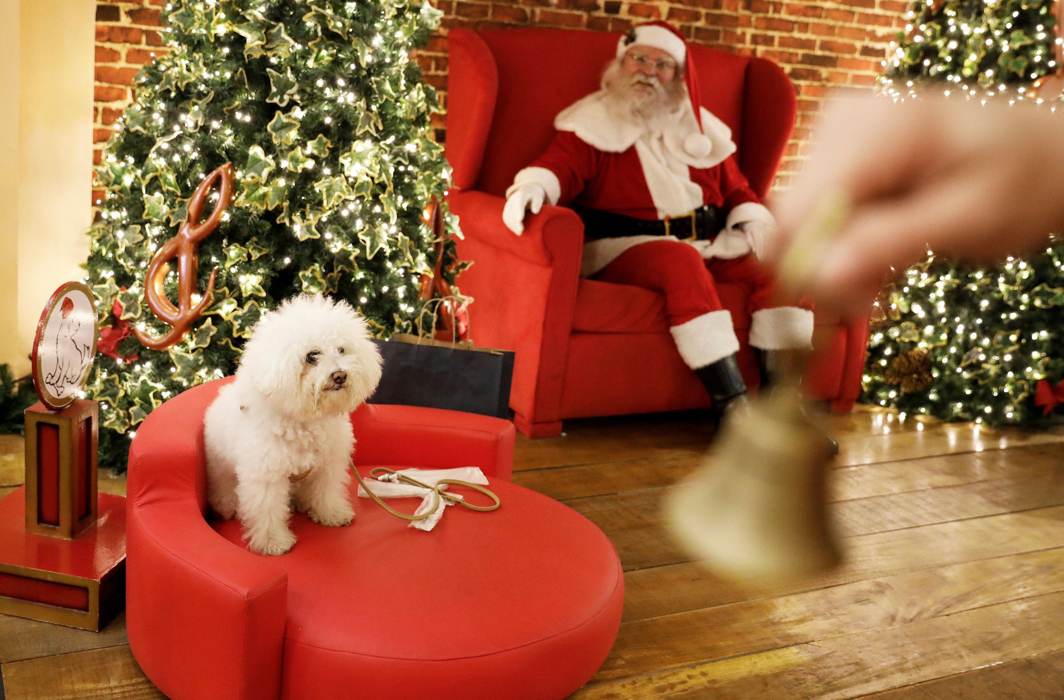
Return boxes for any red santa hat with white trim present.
[616,21,713,158]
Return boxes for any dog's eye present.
[305,351,320,365]
[337,346,345,354]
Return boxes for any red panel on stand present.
[77,417,91,521]
[37,424,59,526]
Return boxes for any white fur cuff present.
[670,310,740,369]
[749,307,814,350]
[726,202,775,230]
[508,167,561,206]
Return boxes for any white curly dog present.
[204,295,383,555]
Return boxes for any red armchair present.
[445,27,869,437]
[126,379,623,699]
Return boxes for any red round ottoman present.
[126,379,623,700]
[213,478,623,699]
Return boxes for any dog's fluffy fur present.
[204,295,382,555]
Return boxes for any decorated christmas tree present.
[862,0,1064,425]
[86,0,459,466]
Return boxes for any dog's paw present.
[308,503,355,527]
[248,527,297,556]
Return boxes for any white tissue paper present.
[357,467,489,531]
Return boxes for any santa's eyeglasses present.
[624,52,678,74]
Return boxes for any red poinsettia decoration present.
[98,299,140,364]
[1034,378,1064,417]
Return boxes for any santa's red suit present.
[504,86,813,377]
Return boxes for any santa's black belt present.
[574,205,723,242]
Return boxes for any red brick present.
[125,47,162,65]
[587,15,612,31]
[534,9,585,26]
[555,0,600,9]
[454,2,488,19]
[819,40,857,55]
[824,9,855,23]
[788,67,823,82]
[490,4,528,21]
[838,57,876,72]
[93,128,113,144]
[96,4,121,22]
[779,36,815,50]
[93,150,102,167]
[99,26,142,44]
[96,46,121,63]
[667,7,702,22]
[145,30,165,46]
[101,107,124,126]
[692,26,723,44]
[752,33,776,47]
[809,22,838,37]
[126,7,162,26]
[94,85,128,102]
[96,66,141,86]
[753,17,796,32]
[798,52,837,67]
[629,3,662,19]
[783,3,823,18]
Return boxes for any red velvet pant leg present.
[593,240,723,325]
[705,254,812,312]
[593,240,740,368]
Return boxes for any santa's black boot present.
[755,348,839,456]
[694,354,748,429]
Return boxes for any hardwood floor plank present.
[833,469,1064,537]
[0,614,128,664]
[596,548,1064,682]
[512,457,697,501]
[2,645,163,699]
[575,588,1064,699]
[840,421,1064,466]
[832,443,1063,500]
[622,505,1064,621]
[512,411,708,471]
[864,648,1064,698]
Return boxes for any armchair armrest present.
[448,189,584,436]
[351,403,515,479]
[449,189,584,267]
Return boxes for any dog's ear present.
[335,302,383,403]
[238,308,302,402]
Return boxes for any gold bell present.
[664,386,841,581]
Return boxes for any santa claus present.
[502,21,818,425]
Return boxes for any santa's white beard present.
[601,62,686,123]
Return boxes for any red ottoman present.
[127,379,623,700]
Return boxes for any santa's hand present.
[734,219,775,260]
[502,183,546,236]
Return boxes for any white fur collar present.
[554,90,736,169]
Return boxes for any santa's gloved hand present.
[502,182,546,236]
[733,219,776,260]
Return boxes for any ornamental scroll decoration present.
[134,163,234,351]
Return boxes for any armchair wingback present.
[446,27,869,437]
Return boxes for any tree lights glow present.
[86,0,458,466]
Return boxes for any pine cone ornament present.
[885,348,933,394]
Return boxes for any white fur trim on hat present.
[617,25,686,66]
[748,307,814,350]
[508,166,562,205]
[670,310,740,369]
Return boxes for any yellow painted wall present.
[0,1,95,376]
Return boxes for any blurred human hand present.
[771,94,1064,313]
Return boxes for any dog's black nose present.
[331,370,347,387]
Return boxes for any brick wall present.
[92,0,907,205]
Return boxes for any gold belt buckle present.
[663,216,670,237]
[686,210,698,240]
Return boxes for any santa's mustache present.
[628,74,666,96]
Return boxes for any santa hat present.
[616,21,713,158]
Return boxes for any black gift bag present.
[369,334,515,419]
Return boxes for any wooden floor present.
[1,407,1063,698]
